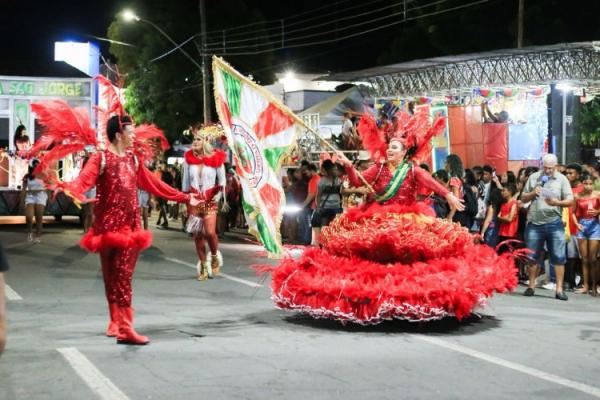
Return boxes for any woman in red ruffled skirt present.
[268,110,518,324]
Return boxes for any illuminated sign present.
[0,80,91,97]
[54,41,100,77]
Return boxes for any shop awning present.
[300,86,364,125]
[317,41,600,97]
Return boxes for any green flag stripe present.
[256,214,281,254]
[220,70,242,117]
[241,197,281,255]
[241,198,255,216]
[263,146,289,172]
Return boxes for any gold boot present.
[211,252,220,277]
[196,260,209,281]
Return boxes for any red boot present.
[106,303,119,337]
[116,307,149,345]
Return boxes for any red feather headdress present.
[356,108,446,164]
[95,75,170,160]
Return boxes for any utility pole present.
[199,0,211,123]
[517,0,524,48]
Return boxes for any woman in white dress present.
[182,125,228,280]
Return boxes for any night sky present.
[2,0,600,78]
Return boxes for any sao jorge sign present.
[0,79,91,97]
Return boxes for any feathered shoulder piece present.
[28,100,98,175]
[184,149,227,168]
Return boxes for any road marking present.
[3,241,29,249]
[413,335,600,398]
[57,347,130,400]
[5,284,23,301]
[162,256,263,288]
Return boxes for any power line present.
[149,35,197,63]
[204,0,414,47]
[198,0,359,37]
[203,0,391,43]
[148,0,433,62]
[201,0,490,56]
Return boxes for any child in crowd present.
[496,183,518,253]
[573,174,600,296]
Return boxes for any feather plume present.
[95,75,124,118]
[132,124,170,162]
[357,113,387,161]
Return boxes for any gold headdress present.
[194,124,224,140]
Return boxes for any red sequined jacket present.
[64,150,189,236]
[346,162,449,205]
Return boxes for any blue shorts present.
[25,191,48,206]
[575,218,600,240]
[525,218,566,265]
[138,190,150,208]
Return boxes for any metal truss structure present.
[322,42,600,98]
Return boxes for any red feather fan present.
[29,100,98,176]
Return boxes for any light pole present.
[121,10,209,123]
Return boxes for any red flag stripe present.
[217,95,232,129]
[259,183,282,222]
[253,102,295,140]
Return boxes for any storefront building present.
[0,62,94,216]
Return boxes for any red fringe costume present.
[29,76,194,343]
[265,109,518,324]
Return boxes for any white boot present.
[206,253,214,278]
[196,260,208,281]
[216,250,223,271]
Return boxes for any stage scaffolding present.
[319,42,600,97]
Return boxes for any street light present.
[121,9,140,22]
[119,9,210,123]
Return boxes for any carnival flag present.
[213,56,302,257]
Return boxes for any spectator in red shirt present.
[298,163,319,245]
[565,163,584,290]
[497,183,518,254]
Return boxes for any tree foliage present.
[107,0,274,143]
[580,98,600,146]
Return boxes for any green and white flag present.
[213,56,302,257]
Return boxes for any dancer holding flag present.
[213,57,519,325]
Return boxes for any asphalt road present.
[1,218,600,400]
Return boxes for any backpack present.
[462,183,478,218]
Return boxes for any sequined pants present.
[100,247,141,307]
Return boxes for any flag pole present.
[301,124,375,193]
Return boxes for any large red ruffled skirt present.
[269,202,517,324]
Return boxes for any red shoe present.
[106,303,119,337]
[116,307,149,345]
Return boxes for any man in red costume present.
[57,115,199,345]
